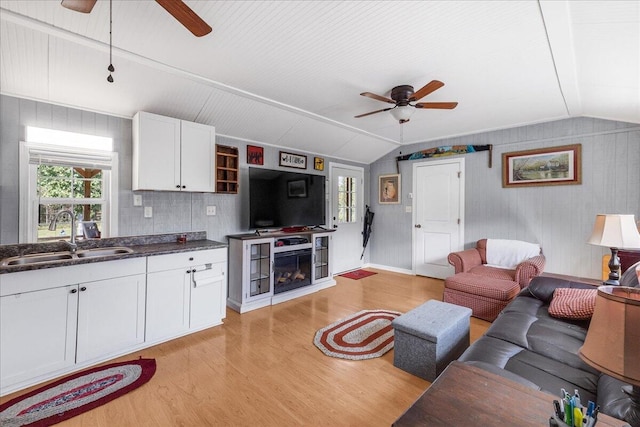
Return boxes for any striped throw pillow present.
[548,288,597,320]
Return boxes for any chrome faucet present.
[49,210,78,253]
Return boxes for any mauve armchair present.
[444,239,546,321]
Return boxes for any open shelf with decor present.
[215,144,238,194]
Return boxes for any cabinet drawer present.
[147,248,227,273]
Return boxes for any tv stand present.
[227,230,336,313]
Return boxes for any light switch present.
[206,206,216,216]
[405,206,412,213]
[144,206,153,218]
[133,194,142,206]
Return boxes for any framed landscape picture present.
[502,144,581,188]
[379,174,401,204]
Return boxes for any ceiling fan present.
[60,0,212,37]
[355,80,458,124]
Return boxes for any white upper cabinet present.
[132,111,216,192]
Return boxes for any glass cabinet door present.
[314,235,329,281]
[249,242,271,297]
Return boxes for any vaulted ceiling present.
[1,1,638,164]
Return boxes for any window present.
[19,129,118,243]
[337,175,357,223]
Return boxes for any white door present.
[76,274,146,363]
[0,286,78,388]
[146,268,190,342]
[413,158,464,278]
[330,164,364,273]
[180,120,215,192]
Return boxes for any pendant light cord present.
[107,0,114,82]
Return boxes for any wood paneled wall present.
[369,118,640,279]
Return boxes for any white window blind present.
[26,145,114,170]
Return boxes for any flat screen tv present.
[249,167,326,230]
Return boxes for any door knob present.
[415,224,422,228]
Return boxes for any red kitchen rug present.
[0,358,156,426]
[339,269,378,280]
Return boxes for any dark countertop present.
[0,232,227,274]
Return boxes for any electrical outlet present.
[405,206,412,213]
[206,206,216,216]
[133,194,142,206]
[144,206,153,218]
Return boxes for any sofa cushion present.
[444,272,519,301]
[467,265,516,281]
[548,288,597,320]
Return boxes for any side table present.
[393,361,629,427]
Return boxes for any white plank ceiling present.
[1,1,638,164]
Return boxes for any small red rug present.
[314,309,402,360]
[0,358,156,426]
[339,269,378,280]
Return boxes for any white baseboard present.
[363,263,414,276]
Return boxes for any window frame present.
[19,141,118,243]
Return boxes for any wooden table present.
[393,361,628,427]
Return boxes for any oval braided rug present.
[314,309,402,360]
[0,358,156,426]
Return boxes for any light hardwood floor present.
[2,269,490,426]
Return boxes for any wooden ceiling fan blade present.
[155,0,212,37]
[61,0,97,13]
[410,80,445,102]
[415,102,458,109]
[355,107,393,118]
[360,92,396,104]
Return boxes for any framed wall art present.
[314,157,324,171]
[247,145,264,165]
[279,151,307,169]
[502,144,582,188]
[287,179,308,198]
[379,173,401,204]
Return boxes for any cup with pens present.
[550,389,598,427]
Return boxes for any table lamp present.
[587,214,640,285]
[579,286,640,426]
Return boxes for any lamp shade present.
[587,214,640,249]
[579,286,640,386]
[390,105,414,122]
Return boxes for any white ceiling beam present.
[538,0,583,117]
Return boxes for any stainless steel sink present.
[0,246,134,267]
[76,247,134,258]
[0,252,74,267]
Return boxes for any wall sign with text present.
[279,151,307,169]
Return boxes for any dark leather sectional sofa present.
[458,264,640,426]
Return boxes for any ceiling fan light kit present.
[355,80,458,124]
[390,105,414,124]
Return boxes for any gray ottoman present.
[392,300,472,381]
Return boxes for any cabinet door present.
[133,111,181,191]
[181,120,215,192]
[245,240,274,302]
[190,262,226,329]
[146,268,190,342]
[76,274,146,363]
[0,286,78,389]
[312,234,331,283]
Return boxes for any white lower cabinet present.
[0,258,146,394]
[0,248,227,396]
[145,248,226,344]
